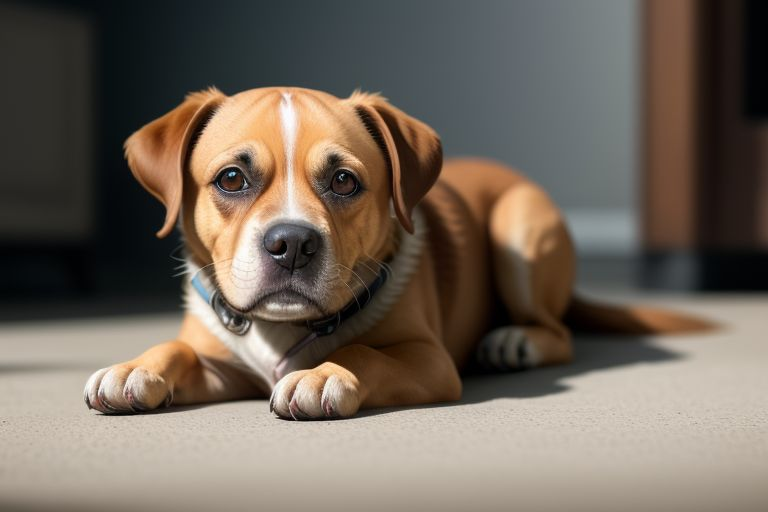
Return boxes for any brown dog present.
[83,87,709,419]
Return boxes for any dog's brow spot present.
[326,152,342,168]
[235,151,252,167]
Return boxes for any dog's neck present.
[183,209,426,386]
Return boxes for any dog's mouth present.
[213,257,365,324]
[257,289,325,319]
[226,286,327,322]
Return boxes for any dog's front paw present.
[84,364,172,414]
[270,363,360,420]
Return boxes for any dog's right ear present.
[124,88,225,238]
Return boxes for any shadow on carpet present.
[460,335,683,402]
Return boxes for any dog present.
[84,87,711,419]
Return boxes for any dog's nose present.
[263,223,321,272]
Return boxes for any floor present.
[1,293,766,512]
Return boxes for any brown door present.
[642,0,768,289]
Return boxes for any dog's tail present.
[564,295,717,335]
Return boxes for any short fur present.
[85,87,713,420]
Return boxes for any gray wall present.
[114,0,638,254]
[0,0,639,300]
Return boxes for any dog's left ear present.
[124,88,226,238]
[348,92,442,233]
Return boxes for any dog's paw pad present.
[477,327,537,371]
[84,365,172,414]
[270,364,359,420]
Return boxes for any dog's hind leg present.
[478,182,576,370]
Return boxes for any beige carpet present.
[1,294,766,512]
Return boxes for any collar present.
[190,266,389,338]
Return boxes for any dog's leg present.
[270,342,462,420]
[84,315,264,414]
[482,182,576,369]
[476,325,573,371]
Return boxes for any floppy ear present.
[348,92,442,233]
[124,88,226,238]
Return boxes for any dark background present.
[745,0,768,118]
[0,0,641,315]
[0,0,766,320]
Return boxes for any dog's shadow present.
[355,335,684,418]
[459,335,682,403]
[159,335,684,419]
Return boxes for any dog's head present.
[125,87,441,321]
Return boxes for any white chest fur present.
[184,210,426,388]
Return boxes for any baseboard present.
[640,250,768,291]
[564,208,638,256]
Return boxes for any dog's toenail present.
[97,390,119,414]
[125,389,149,412]
[321,397,337,418]
[288,399,310,420]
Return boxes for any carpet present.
[1,294,766,512]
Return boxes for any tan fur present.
[84,87,712,419]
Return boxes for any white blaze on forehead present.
[279,92,300,217]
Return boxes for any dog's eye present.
[330,170,359,197]
[215,167,249,193]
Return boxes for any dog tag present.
[211,291,251,335]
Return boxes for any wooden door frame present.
[641,0,768,290]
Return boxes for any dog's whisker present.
[335,263,371,302]
[357,259,380,278]
[172,261,196,277]
[338,275,361,309]
[361,252,394,280]
[168,243,187,263]
[228,262,261,274]
[188,258,235,282]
